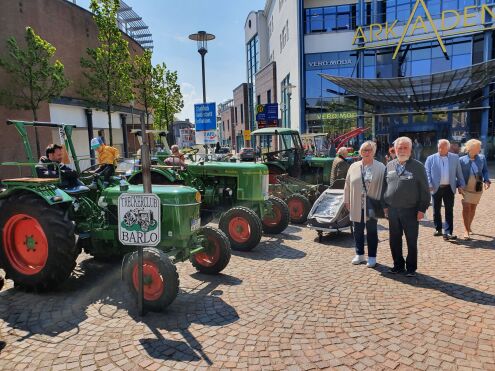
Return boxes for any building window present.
[267,90,272,104]
[281,74,291,128]
[305,5,357,34]
[280,20,289,52]
[240,104,244,123]
[235,107,238,123]
[257,95,261,106]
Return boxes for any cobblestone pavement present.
[0,187,494,370]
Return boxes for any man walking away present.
[383,137,430,277]
[425,139,465,241]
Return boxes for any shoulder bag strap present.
[360,165,368,194]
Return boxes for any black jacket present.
[36,157,79,187]
[382,158,430,213]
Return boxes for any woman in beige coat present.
[344,141,386,267]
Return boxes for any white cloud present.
[178,82,202,122]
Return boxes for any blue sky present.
[76,0,265,121]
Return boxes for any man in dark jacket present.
[329,147,350,188]
[36,144,79,188]
[382,137,430,277]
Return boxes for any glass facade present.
[304,34,491,155]
[247,35,260,133]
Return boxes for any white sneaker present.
[367,257,376,268]
[352,255,367,265]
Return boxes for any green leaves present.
[80,0,133,145]
[131,50,184,131]
[0,26,69,116]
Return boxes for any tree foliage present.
[152,63,183,131]
[0,26,69,120]
[131,50,154,126]
[80,0,132,145]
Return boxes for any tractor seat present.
[63,185,91,195]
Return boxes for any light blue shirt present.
[439,156,449,185]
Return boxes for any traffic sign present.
[256,103,279,128]
[118,193,161,247]
[194,102,216,131]
[196,130,218,144]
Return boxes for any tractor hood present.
[100,184,200,206]
[187,162,268,176]
[304,156,334,167]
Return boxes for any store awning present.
[320,59,495,110]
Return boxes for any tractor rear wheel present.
[262,196,290,234]
[124,247,179,312]
[0,193,76,291]
[219,207,262,251]
[191,226,231,274]
[286,194,311,224]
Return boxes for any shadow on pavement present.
[0,257,241,366]
[135,273,241,365]
[377,265,495,306]
[232,241,306,261]
[314,231,354,248]
[457,235,495,250]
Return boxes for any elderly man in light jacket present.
[344,141,386,268]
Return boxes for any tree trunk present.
[107,104,113,146]
[32,108,41,159]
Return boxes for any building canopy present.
[320,59,495,110]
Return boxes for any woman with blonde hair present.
[344,141,386,267]
[459,139,491,240]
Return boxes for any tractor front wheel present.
[262,196,290,234]
[124,247,179,312]
[286,194,311,224]
[191,227,231,274]
[0,193,77,291]
[219,207,262,251]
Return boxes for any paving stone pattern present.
[0,187,494,370]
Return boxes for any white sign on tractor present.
[118,193,161,246]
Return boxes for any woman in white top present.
[344,141,386,267]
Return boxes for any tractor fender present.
[265,162,286,174]
[0,187,73,206]
[128,168,177,184]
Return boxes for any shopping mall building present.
[246,0,495,157]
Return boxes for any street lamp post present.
[285,83,296,129]
[189,31,215,155]
[188,31,215,104]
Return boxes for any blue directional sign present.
[194,102,216,131]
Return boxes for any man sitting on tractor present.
[89,138,119,188]
[36,144,80,188]
[165,144,186,166]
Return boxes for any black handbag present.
[361,166,385,219]
[470,161,484,192]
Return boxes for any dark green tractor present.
[251,128,334,224]
[0,120,231,312]
[128,160,289,252]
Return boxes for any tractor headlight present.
[195,191,202,203]
[98,196,108,208]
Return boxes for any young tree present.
[131,50,154,126]
[80,0,132,145]
[153,63,183,131]
[0,26,69,157]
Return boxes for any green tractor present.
[127,131,290,252]
[251,128,333,224]
[128,160,289,252]
[0,120,232,312]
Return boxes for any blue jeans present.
[353,209,378,257]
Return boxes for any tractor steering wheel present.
[79,164,101,178]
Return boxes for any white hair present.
[359,140,377,156]
[337,147,348,156]
[437,139,450,148]
[394,136,412,148]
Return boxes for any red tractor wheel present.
[191,227,231,274]
[286,194,311,224]
[124,248,179,312]
[262,196,290,234]
[0,193,77,291]
[219,207,262,251]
